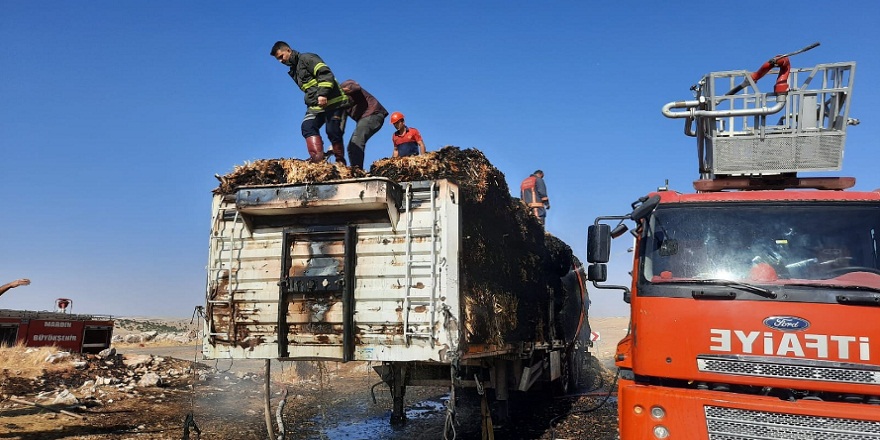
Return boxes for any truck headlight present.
[650,405,666,420]
[653,425,670,439]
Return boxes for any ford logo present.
[763,316,810,332]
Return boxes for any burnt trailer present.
[0,309,114,354]
[202,176,589,423]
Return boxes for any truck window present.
[642,203,880,290]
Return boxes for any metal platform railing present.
[663,61,857,177]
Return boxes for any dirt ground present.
[0,317,628,440]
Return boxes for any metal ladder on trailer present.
[205,201,245,344]
[402,182,440,347]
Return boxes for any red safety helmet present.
[390,111,405,124]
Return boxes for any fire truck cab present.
[587,54,880,439]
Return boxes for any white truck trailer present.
[202,174,587,425]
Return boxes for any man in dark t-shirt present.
[340,80,388,169]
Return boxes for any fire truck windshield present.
[641,203,880,293]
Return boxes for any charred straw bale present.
[546,236,587,343]
[371,146,579,346]
[213,147,582,346]
[369,147,509,204]
[212,159,366,195]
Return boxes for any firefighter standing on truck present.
[270,41,350,164]
[521,170,550,225]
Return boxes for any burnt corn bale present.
[212,159,365,195]
[370,146,581,347]
[545,236,586,343]
[213,146,584,347]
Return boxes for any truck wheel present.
[570,347,582,390]
[552,351,572,396]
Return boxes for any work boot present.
[305,135,325,163]
[348,144,365,169]
[330,142,347,165]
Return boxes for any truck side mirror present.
[587,224,611,263]
[587,263,607,282]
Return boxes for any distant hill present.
[113,317,198,336]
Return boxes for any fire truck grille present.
[705,405,880,440]
[697,355,880,385]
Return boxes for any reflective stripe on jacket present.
[520,175,548,208]
[287,51,349,112]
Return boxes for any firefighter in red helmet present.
[521,170,550,226]
[390,112,427,158]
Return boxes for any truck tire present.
[552,349,573,396]
[570,347,583,390]
[570,342,590,390]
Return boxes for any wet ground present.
[115,345,620,440]
[1,318,626,439]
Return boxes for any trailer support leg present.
[263,359,276,439]
[492,360,509,426]
[390,363,407,425]
[477,375,495,440]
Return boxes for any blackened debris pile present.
[213,159,366,195]
[370,146,583,347]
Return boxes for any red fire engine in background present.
[0,298,114,353]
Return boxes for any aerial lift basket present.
[662,45,857,178]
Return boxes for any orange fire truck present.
[586,47,880,438]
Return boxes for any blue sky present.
[2,1,879,318]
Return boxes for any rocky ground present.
[0,318,628,440]
[109,317,200,345]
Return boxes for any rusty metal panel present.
[277,228,347,360]
[348,181,461,362]
[204,179,462,364]
[235,178,401,227]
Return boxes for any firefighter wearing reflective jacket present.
[521,170,550,225]
[271,41,350,164]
